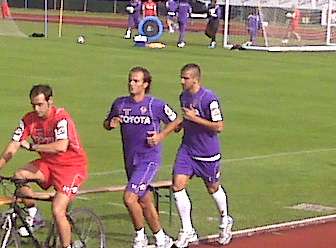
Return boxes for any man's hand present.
[182,105,198,121]
[146,131,163,147]
[109,117,122,129]
[20,140,35,151]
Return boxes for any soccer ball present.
[77,35,85,44]
[286,12,293,18]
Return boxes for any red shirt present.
[143,1,157,17]
[13,106,87,167]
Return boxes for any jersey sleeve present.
[155,99,178,124]
[205,93,223,122]
[55,119,69,140]
[105,98,121,122]
[12,119,29,142]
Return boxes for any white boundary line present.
[224,147,336,163]
[90,147,336,176]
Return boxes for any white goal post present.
[223,0,336,51]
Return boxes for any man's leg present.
[52,192,72,248]
[205,181,233,245]
[14,162,46,207]
[15,162,46,233]
[173,174,198,248]
[140,191,173,247]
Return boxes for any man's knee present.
[123,192,139,207]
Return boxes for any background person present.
[205,0,222,48]
[165,0,178,33]
[124,0,142,39]
[246,9,262,46]
[283,5,301,44]
[177,0,192,48]
[142,0,157,18]
[103,66,180,248]
[0,84,88,248]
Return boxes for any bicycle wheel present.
[0,216,21,248]
[69,208,106,248]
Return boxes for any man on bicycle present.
[0,84,88,248]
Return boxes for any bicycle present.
[0,175,106,248]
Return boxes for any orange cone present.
[1,2,11,18]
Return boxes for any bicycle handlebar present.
[0,175,40,186]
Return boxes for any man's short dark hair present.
[29,84,53,101]
[129,66,152,94]
[181,63,201,79]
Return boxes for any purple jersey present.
[106,95,177,166]
[180,87,223,160]
[129,0,141,13]
[209,4,222,20]
[166,0,178,13]
[177,1,192,23]
[247,14,261,32]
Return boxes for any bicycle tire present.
[0,217,21,248]
[70,208,106,248]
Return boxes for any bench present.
[0,180,174,223]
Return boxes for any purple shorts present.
[173,145,221,183]
[126,152,160,198]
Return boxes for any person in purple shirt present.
[177,0,192,48]
[247,9,262,45]
[104,67,180,248]
[124,0,142,39]
[205,0,222,48]
[166,0,178,33]
[172,64,233,248]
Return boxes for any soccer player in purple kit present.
[124,0,142,39]
[103,67,180,248]
[177,0,192,48]
[205,0,222,48]
[165,0,178,33]
[172,64,233,248]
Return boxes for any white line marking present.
[90,147,336,176]
[224,147,336,163]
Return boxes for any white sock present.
[154,229,165,241]
[174,189,193,232]
[135,227,146,240]
[211,186,228,223]
[27,206,38,218]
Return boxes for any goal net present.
[223,0,336,51]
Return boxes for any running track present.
[194,221,336,248]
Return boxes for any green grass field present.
[1,16,336,247]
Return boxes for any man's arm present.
[0,141,21,169]
[147,117,182,147]
[21,139,69,153]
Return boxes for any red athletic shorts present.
[32,159,88,199]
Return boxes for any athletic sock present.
[211,185,228,222]
[135,227,146,240]
[154,229,165,241]
[174,189,193,231]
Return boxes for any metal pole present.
[113,0,117,14]
[83,0,87,13]
[44,0,48,37]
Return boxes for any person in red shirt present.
[0,84,88,248]
[283,6,301,44]
[142,0,157,18]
